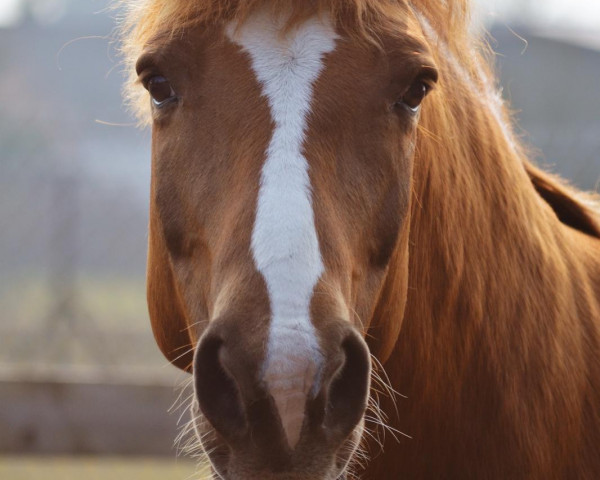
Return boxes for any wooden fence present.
[0,368,190,456]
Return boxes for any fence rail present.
[0,371,191,456]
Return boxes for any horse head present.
[131,2,436,478]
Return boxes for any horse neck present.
[395,70,600,395]
[364,74,600,476]
[410,87,559,308]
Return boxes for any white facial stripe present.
[226,13,337,447]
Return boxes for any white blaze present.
[226,12,336,448]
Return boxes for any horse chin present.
[191,400,365,480]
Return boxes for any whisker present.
[169,345,196,365]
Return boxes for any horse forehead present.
[225,11,338,94]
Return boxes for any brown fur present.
[364,54,600,478]
[117,0,600,478]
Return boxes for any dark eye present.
[146,76,177,107]
[399,80,431,113]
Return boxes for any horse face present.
[140,9,435,479]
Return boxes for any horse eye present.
[400,80,430,113]
[146,76,177,107]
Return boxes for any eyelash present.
[395,79,432,113]
[144,75,178,108]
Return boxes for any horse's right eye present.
[146,76,177,107]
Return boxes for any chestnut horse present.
[119,0,600,478]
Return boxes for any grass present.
[0,456,210,480]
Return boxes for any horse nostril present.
[193,333,246,442]
[323,330,371,443]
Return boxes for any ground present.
[0,456,209,480]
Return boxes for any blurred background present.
[0,0,598,478]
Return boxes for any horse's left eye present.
[400,80,431,113]
[146,76,177,107]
